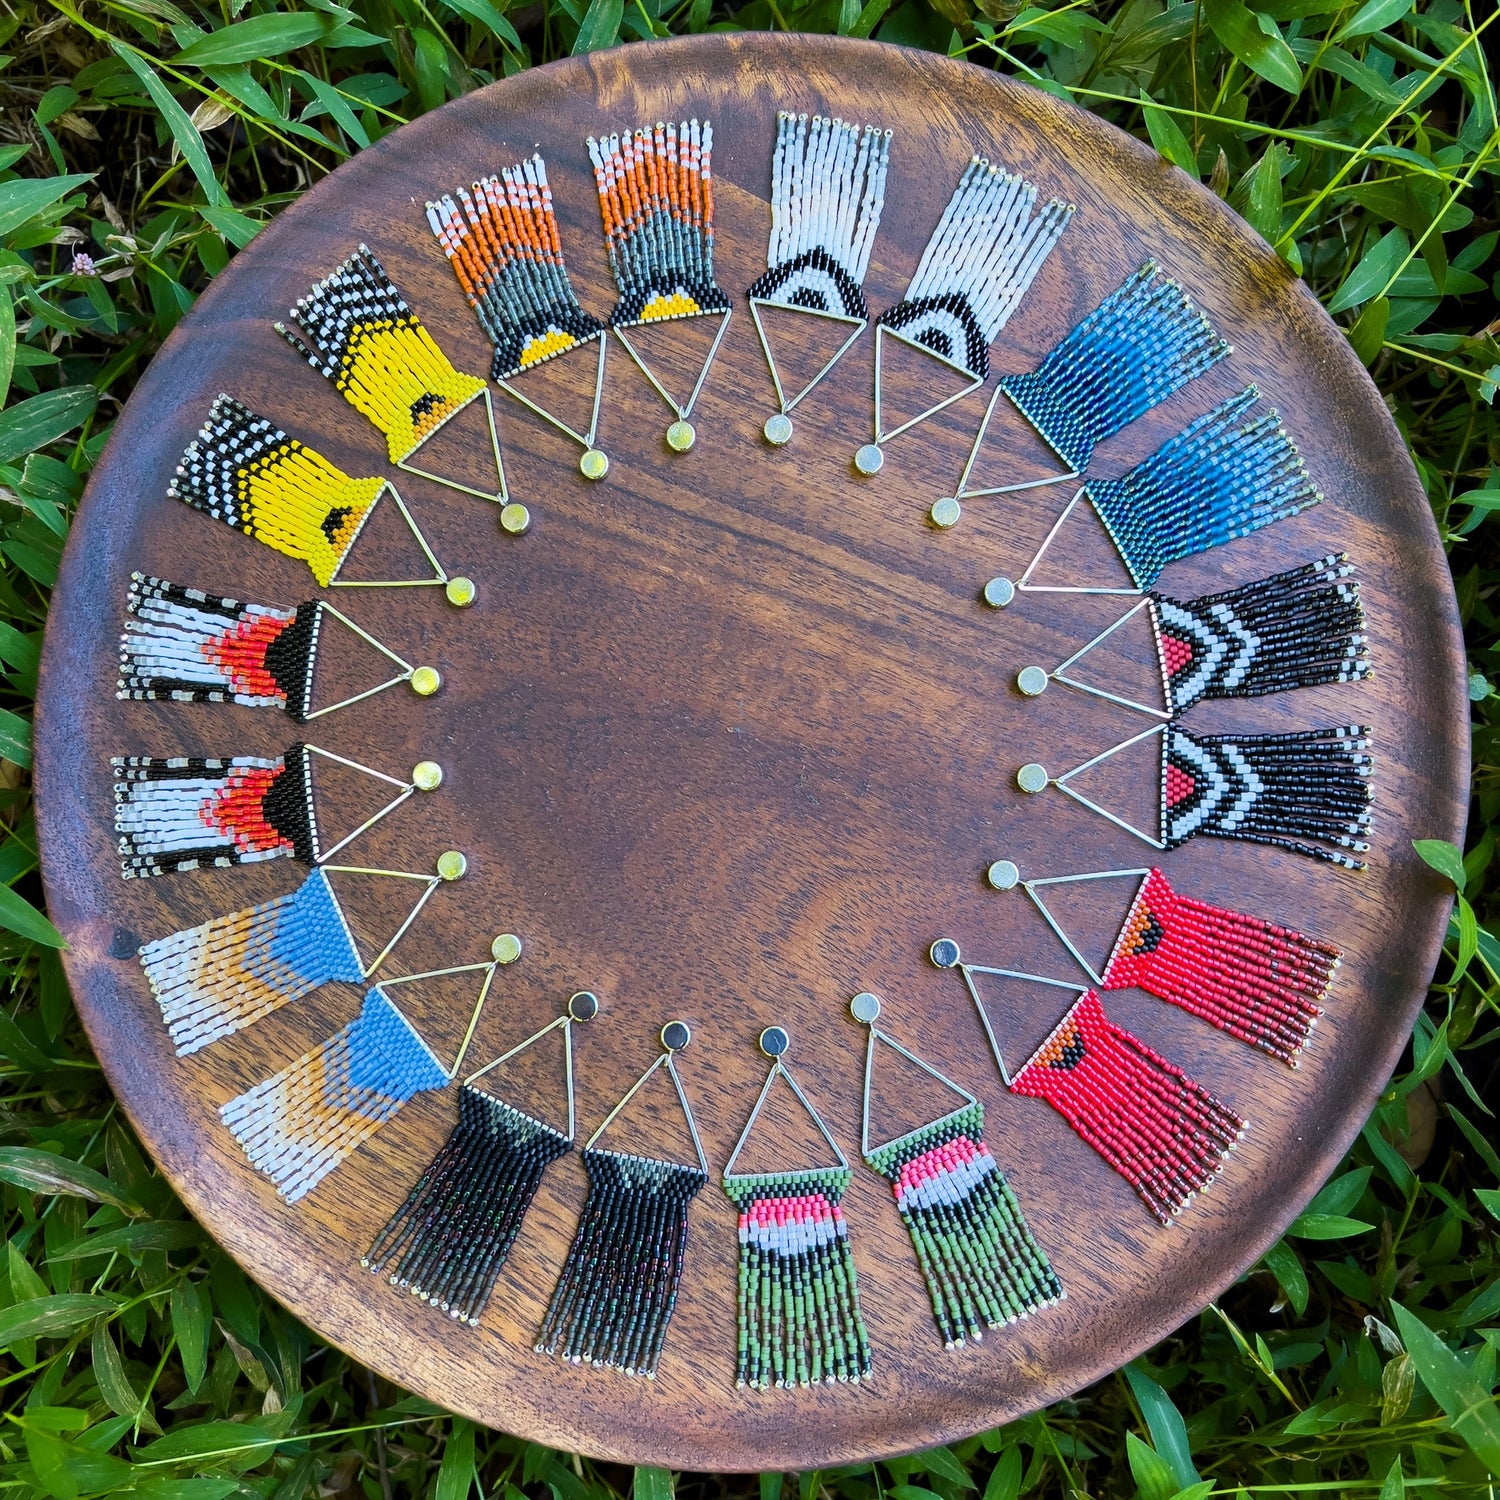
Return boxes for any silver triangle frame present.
[1005,866,1154,986]
[496,333,609,454]
[464,998,594,1143]
[1028,721,1169,848]
[871,322,983,447]
[858,1023,977,1158]
[749,298,866,419]
[326,481,452,592]
[723,1056,849,1183]
[585,1039,708,1175]
[318,859,457,978]
[614,309,733,427]
[936,383,1082,516]
[1038,597,1172,719]
[394,386,509,505]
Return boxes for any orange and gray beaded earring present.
[168,395,470,604]
[139,850,468,1055]
[427,156,612,481]
[853,155,1072,484]
[748,113,891,447]
[111,743,443,877]
[220,934,520,1203]
[364,989,599,1326]
[276,244,508,509]
[588,121,731,454]
[119,574,443,722]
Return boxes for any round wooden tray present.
[35,33,1467,1471]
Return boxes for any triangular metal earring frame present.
[1044,721,1169,848]
[326,482,452,593]
[464,1006,582,1142]
[723,1057,849,1182]
[859,1025,976,1158]
[394,386,509,504]
[613,309,733,426]
[749,298,866,418]
[496,333,609,454]
[586,1044,708,1175]
[302,743,426,865]
[871,322,983,445]
[1013,867,1153,985]
[302,604,421,721]
[1011,488,1143,600]
[317,861,455,978]
[938,952,1089,1087]
[1042,597,1172,719]
[940,383,1082,511]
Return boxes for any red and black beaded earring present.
[849,991,1062,1349]
[365,990,600,1326]
[722,1026,872,1389]
[111,744,443,877]
[277,244,507,507]
[1012,555,1370,718]
[139,850,467,1054]
[120,574,444,723]
[928,942,1245,1225]
[1014,721,1374,869]
[853,154,1072,484]
[983,859,1341,1067]
[536,1020,708,1378]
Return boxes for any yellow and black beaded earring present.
[428,156,612,481]
[276,244,507,508]
[169,395,470,604]
[219,933,521,1203]
[119,574,445,723]
[722,1025,872,1389]
[111,743,445,877]
[588,121,730,454]
[365,990,600,1326]
[536,1019,708,1378]
[139,849,468,1055]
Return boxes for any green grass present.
[2,0,1499,1493]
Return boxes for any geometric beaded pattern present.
[1010,991,1246,1225]
[168,396,385,589]
[1001,261,1231,472]
[722,1165,873,1388]
[877,156,1073,381]
[112,745,316,877]
[219,985,449,1203]
[1100,867,1340,1067]
[276,244,488,464]
[587,121,731,328]
[426,156,607,381]
[119,573,323,721]
[863,1100,1062,1349]
[364,1086,572,1326]
[536,1147,707,1378]
[747,112,891,322]
[139,867,362,1055]
[1163,724,1374,869]
[1151,554,1369,714]
[1087,386,1323,590]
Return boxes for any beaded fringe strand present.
[427,156,606,380]
[139,867,361,1054]
[1101,868,1340,1066]
[865,1101,1061,1348]
[1010,991,1245,1225]
[113,747,316,877]
[365,1085,571,1325]
[749,113,891,320]
[536,1148,706,1377]
[724,1166,873,1388]
[220,986,448,1203]
[879,155,1073,380]
[1001,260,1230,472]
[169,396,384,588]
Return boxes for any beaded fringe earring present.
[169,396,459,598]
[276,244,506,505]
[722,1026,872,1390]
[138,852,466,1055]
[112,743,432,877]
[1014,555,1369,718]
[220,937,516,1203]
[119,574,443,722]
[748,113,891,447]
[849,991,1062,1349]
[929,946,1245,1225]
[855,156,1072,482]
[985,860,1341,1066]
[1015,721,1374,869]
[587,121,730,453]
[537,1020,707,1378]
[427,156,612,480]
[364,990,598,1325]
[983,388,1323,612]
[944,261,1230,538]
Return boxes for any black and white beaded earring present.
[853,154,1072,482]
[536,1020,708,1378]
[1013,721,1374,868]
[364,990,600,1326]
[722,1025,872,1389]
[749,113,891,447]
[1011,555,1370,717]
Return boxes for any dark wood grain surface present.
[33,33,1468,1470]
